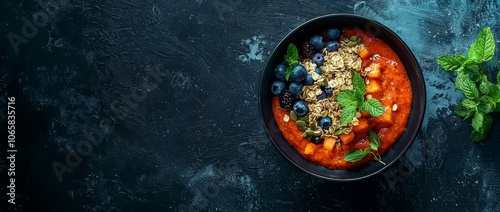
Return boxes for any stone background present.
[1,0,500,211]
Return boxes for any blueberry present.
[290,65,307,82]
[311,136,324,144]
[316,91,327,100]
[271,81,286,96]
[327,28,341,40]
[314,68,322,75]
[324,87,334,97]
[274,64,287,81]
[326,41,340,52]
[318,117,332,129]
[304,74,315,85]
[289,82,303,96]
[309,35,324,50]
[312,53,325,66]
[293,101,309,117]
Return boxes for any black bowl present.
[258,14,426,181]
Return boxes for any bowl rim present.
[258,13,426,181]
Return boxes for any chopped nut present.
[283,114,290,122]
[392,104,398,111]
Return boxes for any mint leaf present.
[455,103,476,119]
[455,99,477,119]
[456,53,467,62]
[478,96,496,113]
[437,55,465,72]
[461,99,478,109]
[351,73,366,106]
[471,130,487,142]
[458,76,479,99]
[497,65,500,83]
[471,112,492,134]
[488,84,500,102]
[288,60,298,67]
[469,64,483,82]
[336,90,357,107]
[471,113,492,142]
[284,44,299,81]
[354,92,364,106]
[455,71,469,90]
[361,98,385,116]
[467,63,481,72]
[368,130,380,151]
[471,129,486,142]
[480,77,492,95]
[468,27,495,63]
[344,147,371,162]
[285,67,292,81]
[340,105,357,125]
[483,113,493,133]
[353,73,366,95]
[471,112,484,133]
[286,43,299,60]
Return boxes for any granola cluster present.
[299,43,367,138]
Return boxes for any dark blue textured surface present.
[1,0,500,211]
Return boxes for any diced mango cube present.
[366,80,381,94]
[323,137,337,151]
[359,48,371,60]
[352,118,369,133]
[304,143,315,155]
[339,131,355,144]
[366,63,381,79]
[376,106,393,125]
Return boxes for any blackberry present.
[279,90,295,109]
[301,42,315,59]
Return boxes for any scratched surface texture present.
[1,0,500,211]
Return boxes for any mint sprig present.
[284,44,299,81]
[336,73,384,125]
[344,147,371,162]
[437,27,500,142]
[344,130,385,165]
